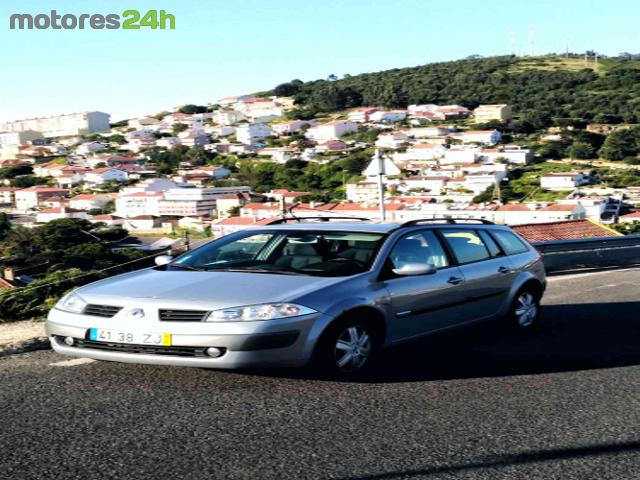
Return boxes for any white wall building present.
[235,123,272,144]
[305,121,358,142]
[0,112,110,137]
[540,173,590,190]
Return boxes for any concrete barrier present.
[533,235,640,272]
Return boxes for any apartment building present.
[473,104,512,124]
[0,112,110,137]
[15,187,69,211]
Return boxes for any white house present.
[375,132,409,149]
[156,137,182,148]
[345,182,379,203]
[408,126,454,138]
[257,147,297,164]
[69,193,113,211]
[15,187,69,211]
[213,110,245,126]
[77,141,106,156]
[305,121,358,142]
[186,166,231,179]
[540,172,590,190]
[441,148,480,164]
[271,120,315,135]
[36,207,87,223]
[369,110,408,123]
[393,144,447,163]
[450,130,502,145]
[402,176,449,193]
[84,167,128,185]
[479,146,533,165]
[348,108,379,123]
[235,123,272,144]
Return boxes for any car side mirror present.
[155,255,173,266]
[392,263,437,276]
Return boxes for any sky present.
[0,0,638,123]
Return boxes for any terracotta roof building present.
[512,219,621,243]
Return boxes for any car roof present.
[244,221,512,234]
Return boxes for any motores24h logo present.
[9,10,176,30]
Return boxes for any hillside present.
[269,54,640,130]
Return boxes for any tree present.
[172,123,189,136]
[178,104,207,114]
[0,213,11,240]
[599,129,638,161]
[568,141,595,159]
[0,165,33,179]
[11,175,48,188]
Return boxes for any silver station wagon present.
[47,218,546,377]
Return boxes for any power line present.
[0,248,180,300]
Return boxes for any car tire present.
[312,317,381,379]
[506,286,542,332]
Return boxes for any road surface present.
[2,268,640,479]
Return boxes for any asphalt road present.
[2,268,640,480]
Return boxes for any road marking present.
[547,267,640,282]
[49,358,95,367]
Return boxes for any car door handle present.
[498,266,512,274]
[447,276,464,285]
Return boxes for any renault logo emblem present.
[128,308,145,319]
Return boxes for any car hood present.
[75,268,344,310]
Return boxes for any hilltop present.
[267,54,640,130]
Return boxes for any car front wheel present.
[313,318,380,378]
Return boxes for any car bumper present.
[46,308,330,369]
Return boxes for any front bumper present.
[46,308,329,369]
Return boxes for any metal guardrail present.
[532,235,640,272]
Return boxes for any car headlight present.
[56,292,87,314]
[206,303,317,322]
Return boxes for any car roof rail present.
[264,216,373,225]
[399,217,495,228]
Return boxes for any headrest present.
[285,243,319,256]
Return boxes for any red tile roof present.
[538,204,579,212]
[512,220,620,243]
[497,204,531,211]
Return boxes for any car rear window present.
[440,229,490,264]
[491,230,530,255]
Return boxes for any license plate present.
[89,328,172,346]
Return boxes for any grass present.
[508,55,606,74]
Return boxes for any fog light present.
[64,336,74,346]
[205,347,224,358]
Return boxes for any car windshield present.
[167,230,385,277]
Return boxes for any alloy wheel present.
[514,292,538,327]
[333,326,372,372]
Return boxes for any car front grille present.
[159,309,209,322]
[83,304,123,318]
[69,337,212,357]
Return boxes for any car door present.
[438,228,515,321]
[382,229,469,342]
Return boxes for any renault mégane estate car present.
[47,217,546,376]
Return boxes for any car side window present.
[492,230,530,255]
[478,230,503,257]
[440,229,490,264]
[389,230,449,270]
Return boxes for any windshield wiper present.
[212,267,304,275]
[168,264,206,272]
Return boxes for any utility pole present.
[529,26,535,57]
[375,149,386,221]
[509,30,516,56]
[565,38,570,58]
